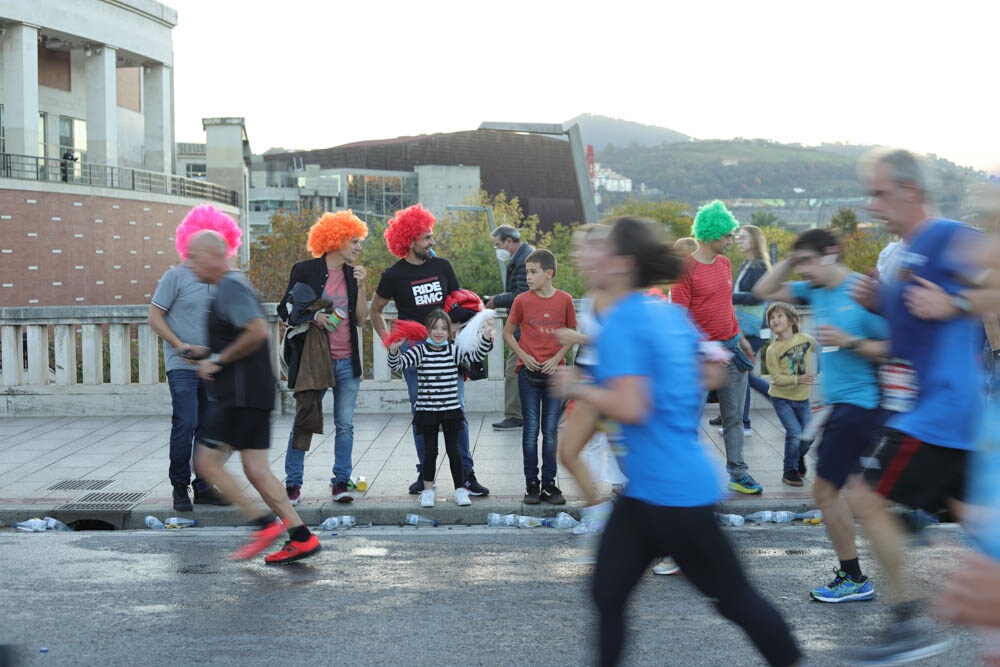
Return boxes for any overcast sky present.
[168,0,999,172]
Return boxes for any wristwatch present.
[208,353,223,366]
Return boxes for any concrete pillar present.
[143,64,172,173]
[1,23,40,157]
[85,46,118,166]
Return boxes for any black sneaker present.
[523,480,541,505]
[798,455,807,476]
[492,417,523,431]
[193,486,231,506]
[462,471,490,496]
[540,482,566,505]
[331,481,354,503]
[708,414,723,426]
[409,474,424,495]
[172,484,193,512]
[846,617,951,665]
[781,469,804,487]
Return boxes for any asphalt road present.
[0,523,986,666]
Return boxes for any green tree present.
[247,208,318,302]
[606,198,693,239]
[749,211,782,228]
[829,206,860,235]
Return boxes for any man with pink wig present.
[148,204,240,512]
[370,204,490,497]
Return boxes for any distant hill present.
[567,113,691,151]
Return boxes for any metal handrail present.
[0,152,238,207]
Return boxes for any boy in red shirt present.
[504,249,577,504]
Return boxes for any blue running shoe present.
[811,569,876,603]
[728,474,763,494]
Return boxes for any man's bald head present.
[187,230,229,284]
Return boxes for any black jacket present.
[277,256,363,379]
[492,243,533,309]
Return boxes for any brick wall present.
[0,189,211,306]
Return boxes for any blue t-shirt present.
[879,219,985,450]
[595,293,720,507]
[789,273,888,409]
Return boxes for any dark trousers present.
[420,416,464,489]
[166,368,210,492]
[593,498,801,667]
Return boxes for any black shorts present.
[816,403,888,488]
[200,404,271,451]
[859,427,968,513]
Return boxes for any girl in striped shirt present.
[388,309,493,508]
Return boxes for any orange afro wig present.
[384,203,436,258]
[307,210,369,257]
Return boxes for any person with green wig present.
[671,200,763,494]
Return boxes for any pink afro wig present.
[307,210,369,257]
[175,204,242,259]
[384,203,436,258]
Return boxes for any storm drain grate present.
[47,479,117,491]
[56,491,148,511]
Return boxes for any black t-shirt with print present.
[376,257,461,324]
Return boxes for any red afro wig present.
[384,203,436,258]
[175,204,242,259]
[307,210,369,257]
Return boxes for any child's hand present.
[388,340,403,354]
[797,374,815,385]
[520,353,541,371]
[539,357,562,374]
[482,327,495,341]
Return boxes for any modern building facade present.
[0,1,242,307]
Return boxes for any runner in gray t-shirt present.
[149,262,226,511]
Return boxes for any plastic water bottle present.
[745,511,773,523]
[487,513,516,527]
[14,518,48,532]
[717,513,746,526]
[516,515,543,528]
[796,510,823,520]
[165,517,197,529]
[542,513,579,529]
[772,511,796,523]
[44,517,73,531]
[145,516,165,530]
[348,475,368,492]
[405,513,438,527]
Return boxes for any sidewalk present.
[0,409,816,529]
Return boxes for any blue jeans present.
[518,370,561,484]
[401,342,474,473]
[166,368,210,492]
[772,397,811,472]
[284,358,360,486]
[742,335,771,428]
[716,361,749,478]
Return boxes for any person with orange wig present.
[277,210,369,505]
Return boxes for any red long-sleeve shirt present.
[670,254,739,342]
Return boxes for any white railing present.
[0,304,508,415]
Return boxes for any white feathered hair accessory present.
[455,309,497,357]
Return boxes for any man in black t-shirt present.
[370,204,490,497]
[187,231,319,565]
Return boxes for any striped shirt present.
[670,254,739,341]
[388,335,493,411]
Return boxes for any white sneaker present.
[652,557,680,575]
[419,489,435,508]
[453,487,472,506]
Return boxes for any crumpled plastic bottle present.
[542,512,579,529]
[43,517,73,531]
[14,518,48,532]
[145,516,165,530]
[164,517,197,529]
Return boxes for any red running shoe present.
[229,518,285,561]
[264,534,321,565]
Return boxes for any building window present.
[59,116,87,163]
[185,163,207,180]
[0,105,5,154]
[39,112,47,157]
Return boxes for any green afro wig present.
[691,200,739,242]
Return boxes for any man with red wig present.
[370,204,490,496]
[148,204,239,512]
[277,210,369,506]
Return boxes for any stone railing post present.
[108,324,131,385]
[54,324,78,385]
[137,323,159,384]
[25,324,49,385]
[81,324,104,384]
[1,325,24,386]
